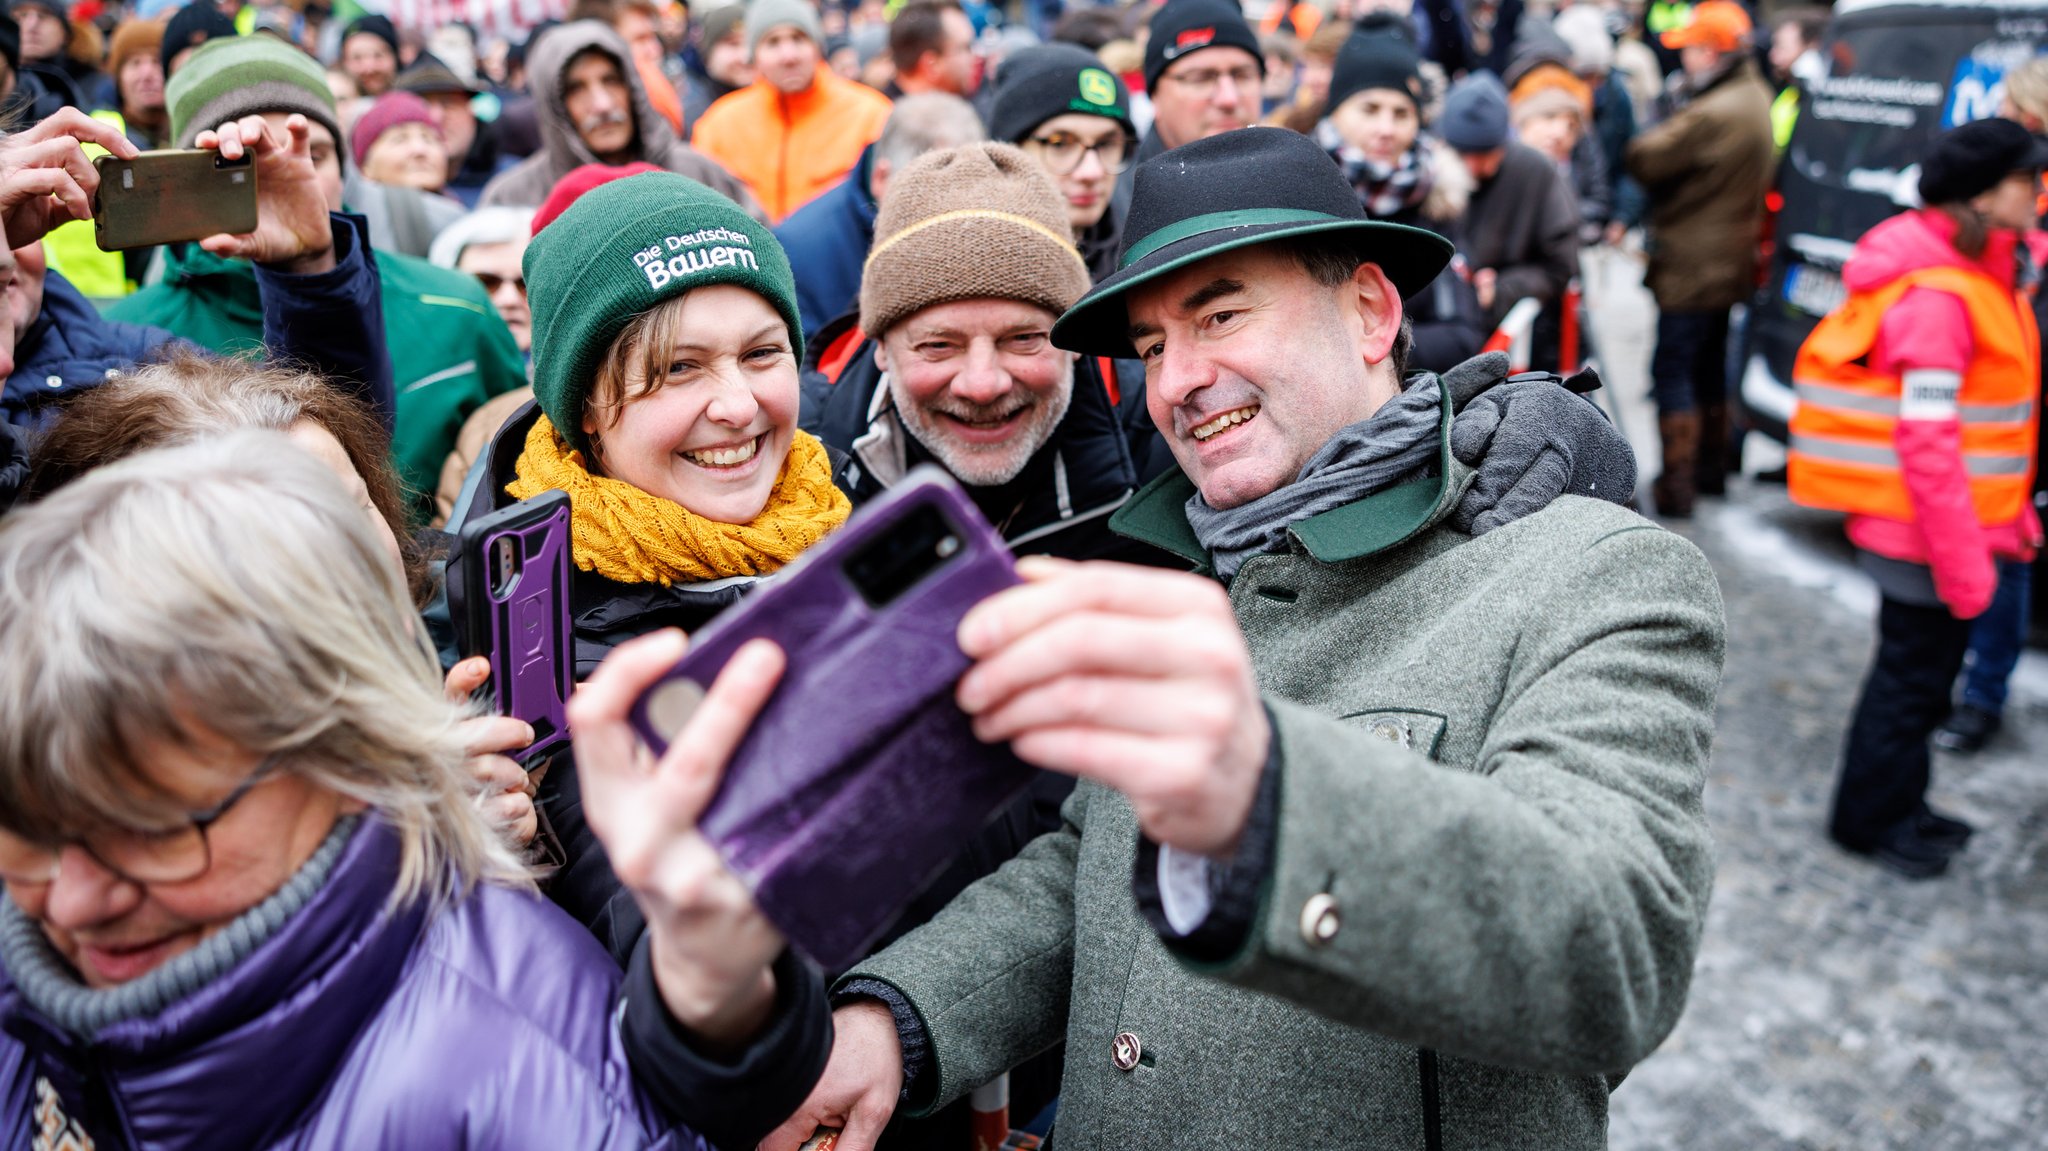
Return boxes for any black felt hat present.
[1051,126,1454,357]
[396,52,482,97]
[1918,117,2048,206]
[1143,0,1262,90]
[990,43,1135,144]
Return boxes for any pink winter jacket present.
[1838,208,2042,618]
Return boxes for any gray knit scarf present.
[0,815,360,1039]
[1186,377,1443,580]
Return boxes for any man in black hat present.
[396,55,506,208]
[768,126,1722,1151]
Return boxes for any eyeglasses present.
[1158,63,1261,97]
[1024,131,1133,174]
[0,753,283,888]
[473,271,527,297]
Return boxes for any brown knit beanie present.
[859,142,1093,337]
[107,17,168,80]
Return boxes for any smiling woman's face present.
[0,726,352,988]
[583,284,801,524]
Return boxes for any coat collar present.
[0,820,429,1151]
[1109,375,1472,573]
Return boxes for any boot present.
[1695,399,1729,497]
[1653,411,1700,518]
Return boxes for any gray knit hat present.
[1439,71,1511,152]
[859,142,1092,337]
[746,0,822,58]
[166,34,345,157]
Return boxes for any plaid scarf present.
[1317,121,1437,220]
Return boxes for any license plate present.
[1783,263,1846,317]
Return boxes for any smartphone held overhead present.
[631,468,1037,970]
[93,149,259,251]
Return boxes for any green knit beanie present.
[525,172,802,454]
[166,33,344,153]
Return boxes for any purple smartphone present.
[629,467,1034,969]
[447,490,575,767]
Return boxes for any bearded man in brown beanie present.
[801,141,1159,567]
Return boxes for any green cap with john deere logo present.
[990,44,1136,146]
[1078,67,1119,109]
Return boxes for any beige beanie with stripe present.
[859,142,1094,337]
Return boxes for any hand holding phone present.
[444,656,539,849]
[572,628,788,1048]
[189,114,336,272]
[629,468,1037,969]
[0,107,139,247]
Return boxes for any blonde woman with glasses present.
[0,432,800,1150]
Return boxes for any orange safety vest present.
[1789,265,2040,524]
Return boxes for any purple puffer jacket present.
[0,818,712,1151]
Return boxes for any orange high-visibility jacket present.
[1789,264,2040,524]
[691,67,892,224]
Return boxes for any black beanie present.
[160,1,239,75]
[342,12,400,56]
[991,43,1135,144]
[1326,18,1424,116]
[1918,117,2048,206]
[0,11,18,74]
[1143,0,1262,91]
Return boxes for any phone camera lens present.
[936,535,960,559]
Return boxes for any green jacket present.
[846,395,1725,1149]
[106,242,527,517]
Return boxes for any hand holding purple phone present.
[571,628,789,1049]
[444,656,539,850]
[626,469,1036,970]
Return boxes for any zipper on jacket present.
[1418,1048,1443,1151]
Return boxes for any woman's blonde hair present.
[2006,57,2048,126]
[0,431,528,908]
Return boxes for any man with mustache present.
[478,20,759,219]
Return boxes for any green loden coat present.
[107,241,528,520]
[844,381,1726,1150]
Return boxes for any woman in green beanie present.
[445,169,851,968]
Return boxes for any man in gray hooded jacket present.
[479,20,761,218]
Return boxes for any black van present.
[1738,0,2047,441]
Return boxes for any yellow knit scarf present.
[507,414,851,586]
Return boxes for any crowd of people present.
[0,0,2038,1145]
